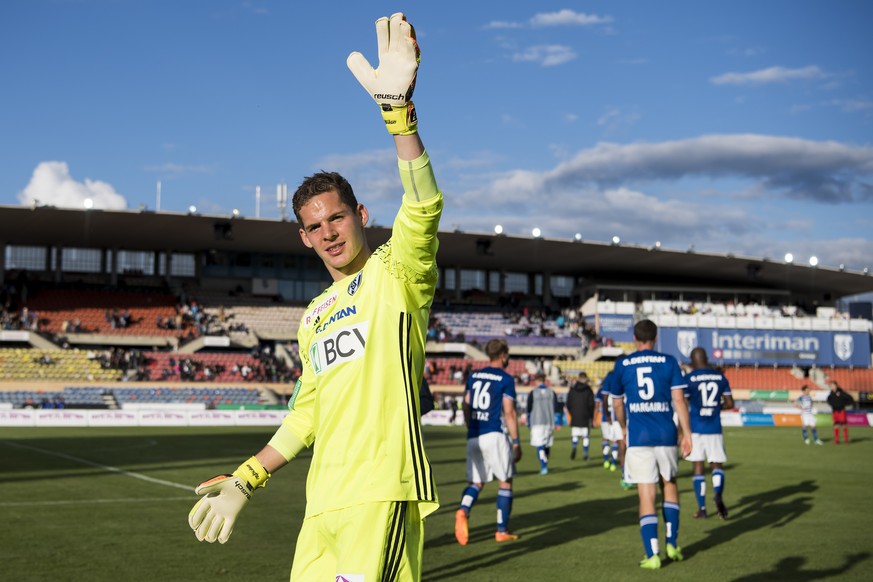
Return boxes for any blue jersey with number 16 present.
[610,350,687,447]
[684,368,732,435]
[466,366,517,439]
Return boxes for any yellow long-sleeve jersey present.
[281,151,441,519]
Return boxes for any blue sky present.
[2,1,873,274]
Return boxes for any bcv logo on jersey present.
[309,322,369,375]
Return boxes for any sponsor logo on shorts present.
[336,575,364,582]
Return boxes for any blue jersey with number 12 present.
[684,368,732,435]
[466,366,517,439]
[610,350,687,447]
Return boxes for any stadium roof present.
[2,205,872,300]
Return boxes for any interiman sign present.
[656,328,871,367]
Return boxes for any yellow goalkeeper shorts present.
[289,500,424,581]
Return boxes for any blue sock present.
[537,446,548,469]
[663,502,680,547]
[571,436,579,451]
[712,469,725,499]
[611,443,618,466]
[812,428,819,441]
[602,441,610,462]
[802,427,808,440]
[496,487,513,532]
[640,514,659,558]
[583,437,590,456]
[692,475,706,511]
[459,484,480,515]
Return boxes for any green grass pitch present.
[1,425,869,581]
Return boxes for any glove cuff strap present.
[381,102,417,135]
[234,456,271,490]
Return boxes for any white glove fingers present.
[388,13,405,55]
[218,520,235,544]
[188,497,208,529]
[347,52,375,86]
[205,514,224,543]
[375,16,390,60]
[194,510,215,542]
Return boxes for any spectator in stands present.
[827,381,855,444]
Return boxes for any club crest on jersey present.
[304,292,338,327]
[834,334,853,361]
[308,322,369,375]
[347,272,363,296]
[677,330,698,358]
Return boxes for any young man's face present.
[298,190,370,281]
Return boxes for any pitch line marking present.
[0,440,194,492]
[0,496,194,507]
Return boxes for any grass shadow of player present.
[683,479,818,560]
[729,551,871,581]
[422,494,638,581]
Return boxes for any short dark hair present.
[690,347,708,367]
[292,171,358,224]
[634,319,658,343]
[484,338,509,361]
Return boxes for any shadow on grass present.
[423,493,637,581]
[730,551,871,581]
[684,480,819,560]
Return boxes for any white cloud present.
[484,20,524,30]
[485,9,612,30]
[530,9,613,27]
[710,65,828,86]
[513,45,577,67]
[544,134,873,202]
[596,106,641,134]
[831,98,873,113]
[17,161,127,210]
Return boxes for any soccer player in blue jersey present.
[455,339,522,545]
[611,320,692,570]
[795,384,823,446]
[595,375,619,471]
[685,347,735,520]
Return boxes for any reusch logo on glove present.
[234,480,252,500]
[375,93,405,101]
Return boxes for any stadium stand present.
[0,348,123,382]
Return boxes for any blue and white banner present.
[656,328,871,367]
[587,314,635,342]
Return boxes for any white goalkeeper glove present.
[187,456,270,544]
[347,12,420,135]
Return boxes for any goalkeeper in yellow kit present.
[188,13,441,581]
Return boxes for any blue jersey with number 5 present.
[610,350,687,447]
[466,366,517,438]
[684,368,732,435]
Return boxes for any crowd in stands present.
[639,298,855,320]
[427,307,612,354]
